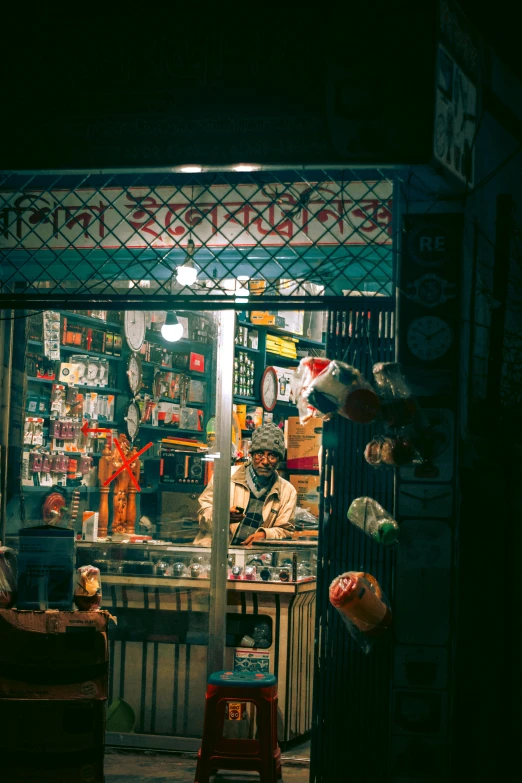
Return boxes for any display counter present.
[77,541,316,748]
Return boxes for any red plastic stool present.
[194,670,282,783]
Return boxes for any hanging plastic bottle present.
[347,497,400,545]
[206,416,216,449]
[329,571,392,653]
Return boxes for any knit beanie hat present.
[250,424,285,459]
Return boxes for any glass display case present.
[76,542,317,584]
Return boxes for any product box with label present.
[234,648,271,673]
[172,351,205,373]
[286,417,323,470]
[290,474,321,517]
[82,511,99,542]
[249,311,285,328]
[0,609,110,700]
[272,366,295,403]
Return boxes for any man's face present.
[251,450,279,477]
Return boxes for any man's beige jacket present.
[193,463,297,546]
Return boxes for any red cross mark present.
[103,438,153,492]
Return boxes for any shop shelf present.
[139,424,205,438]
[264,325,325,348]
[233,394,258,403]
[27,340,123,362]
[145,331,213,352]
[158,483,206,493]
[27,377,121,394]
[141,360,208,379]
[234,344,259,354]
[57,312,123,330]
[266,353,299,365]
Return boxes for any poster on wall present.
[433,44,477,186]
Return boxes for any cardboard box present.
[249,312,285,328]
[2,748,105,782]
[82,511,99,542]
[0,609,110,700]
[290,474,321,517]
[286,417,323,470]
[0,700,105,753]
[172,351,205,373]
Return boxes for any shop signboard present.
[0,181,393,250]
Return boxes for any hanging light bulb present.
[161,311,184,342]
[176,239,198,286]
[235,275,250,304]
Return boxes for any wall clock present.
[398,483,453,518]
[126,353,143,397]
[124,400,141,442]
[260,367,278,412]
[406,316,453,361]
[124,311,146,353]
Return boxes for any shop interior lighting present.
[176,239,198,286]
[161,311,184,342]
[235,275,250,303]
[178,165,203,173]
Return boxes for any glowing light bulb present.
[179,166,202,173]
[176,239,198,286]
[161,312,184,342]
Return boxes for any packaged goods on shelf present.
[82,511,99,542]
[290,474,321,517]
[234,404,247,430]
[188,379,207,404]
[180,407,204,431]
[286,417,323,470]
[250,311,285,327]
[273,366,295,402]
[160,450,207,485]
[172,351,205,372]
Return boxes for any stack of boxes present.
[266,334,298,360]
[0,609,111,782]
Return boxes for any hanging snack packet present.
[308,361,380,424]
[372,362,418,428]
[364,436,416,467]
[293,357,332,422]
[74,565,102,611]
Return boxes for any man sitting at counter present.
[194,423,297,546]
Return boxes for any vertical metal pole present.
[207,309,235,678]
[0,312,14,546]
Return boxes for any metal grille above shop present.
[0,169,395,309]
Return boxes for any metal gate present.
[0,169,395,309]
[311,301,396,782]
